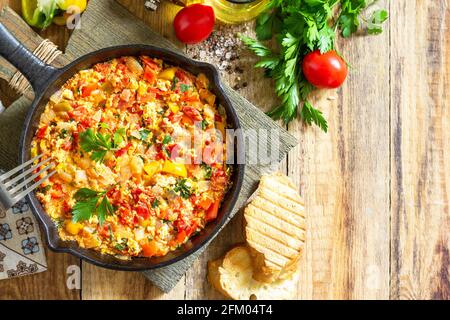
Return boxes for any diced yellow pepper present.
[162,160,187,178]
[65,221,83,235]
[158,67,177,81]
[31,146,38,158]
[144,161,163,177]
[138,81,148,96]
[167,102,180,113]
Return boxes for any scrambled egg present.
[32,56,231,259]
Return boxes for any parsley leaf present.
[173,179,192,199]
[139,129,151,141]
[201,119,209,130]
[180,84,191,92]
[79,128,112,163]
[201,163,212,180]
[162,135,172,145]
[113,128,127,148]
[151,198,160,208]
[72,188,115,226]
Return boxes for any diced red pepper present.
[135,204,150,220]
[36,125,48,139]
[62,201,71,214]
[114,142,132,157]
[168,144,181,160]
[215,114,223,122]
[141,56,160,71]
[182,106,202,121]
[205,200,220,222]
[131,188,143,202]
[81,83,98,97]
[143,66,157,84]
[198,198,213,210]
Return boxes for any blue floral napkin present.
[0,171,47,280]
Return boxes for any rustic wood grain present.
[390,0,450,300]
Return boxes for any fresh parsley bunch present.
[241,0,388,132]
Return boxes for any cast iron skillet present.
[0,24,245,271]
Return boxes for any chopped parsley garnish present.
[113,127,127,147]
[72,188,115,226]
[201,163,212,180]
[201,119,208,130]
[162,135,172,145]
[173,179,192,199]
[139,129,151,141]
[171,76,179,90]
[58,129,68,139]
[151,198,160,208]
[180,83,190,93]
[114,238,128,251]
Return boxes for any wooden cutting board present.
[0,0,297,292]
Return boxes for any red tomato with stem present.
[302,50,348,89]
[173,4,215,44]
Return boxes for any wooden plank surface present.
[0,0,448,300]
[389,0,450,300]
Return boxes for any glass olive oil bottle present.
[179,0,270,24]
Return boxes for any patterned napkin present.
[0,171,47,280]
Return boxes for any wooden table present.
[0,0,448,300]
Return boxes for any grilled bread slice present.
[244,172,306,283]
[207,246,298,300]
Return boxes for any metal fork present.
[0,154,55,211]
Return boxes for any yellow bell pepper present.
[65,221,84,235]
[167,102,180,113]
[162,160,187,178]
[57,0,88,12]
[158,67,177,81]
[144,161,163,177]
[31,145,38,158]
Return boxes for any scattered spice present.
[187,23,251,91]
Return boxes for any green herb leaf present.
[113,128,127,147]
[201,119,209,130]
[300,101,328,132]
[367,9,388,35]
[240,35,273,57]
[139,129,151,141]
[79,128,112,163]
[162,135,172,145]
[71,187,115,225]
[173,179,192,199]
[180,84,191,92]
[151,198,160,208]
[201,163,212,180]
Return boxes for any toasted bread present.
[207,246,298,300]
[244,172,306,283]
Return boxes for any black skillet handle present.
[0,23,58,93]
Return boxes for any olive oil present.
[194,0,270,24]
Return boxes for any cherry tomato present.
[302,50,348,89]
[173,4,215,44]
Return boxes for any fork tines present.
[0,154,55,208]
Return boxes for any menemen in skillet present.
[31,56,231,259]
